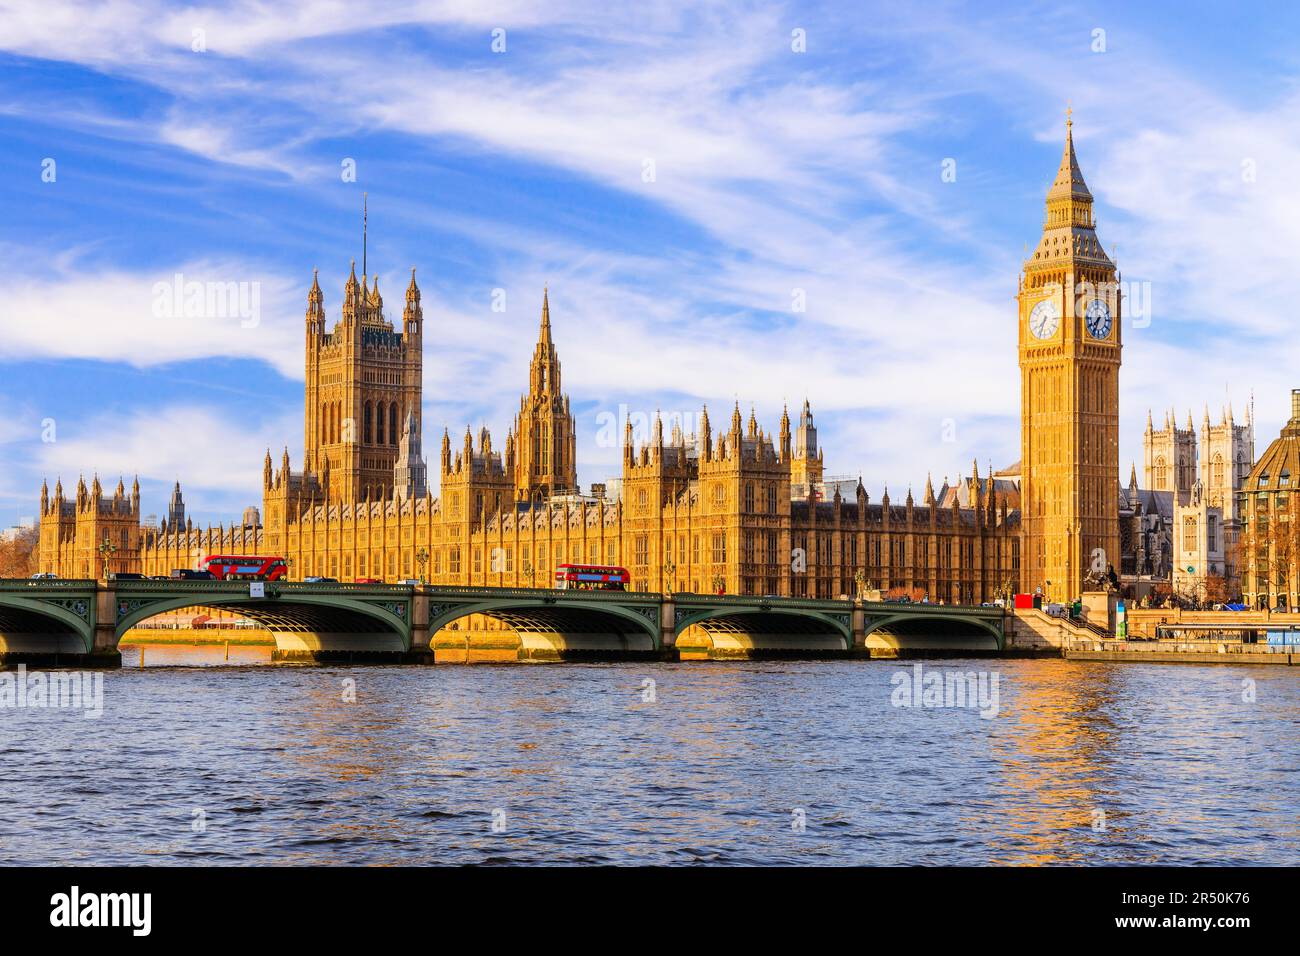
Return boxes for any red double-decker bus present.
[202,555,288,581]
[553,564,630,591]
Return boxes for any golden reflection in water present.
[981,660,1123,864]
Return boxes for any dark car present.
[170,569,215,580]
[111,572,145,580]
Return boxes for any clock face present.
[1028,297,1060,339]
[1085,298,1113,338]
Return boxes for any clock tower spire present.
[1018,111,1122,600]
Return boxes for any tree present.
[1266,516,1297,608]
[1203,573,1233,606]
[0,526,40,578]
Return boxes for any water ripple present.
[0,657,1295,864]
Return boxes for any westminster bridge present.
[0,579,1006,667]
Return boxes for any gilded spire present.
[345,258,359,299]
[1026,109,1110,269]
[1046,106,1093,204]
[539,286,551,346]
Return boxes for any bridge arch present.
[425,596,662,660]
[862,612,1003,652]
[0,593,96,656]
[115,590,411,656]
[673,604,852,658]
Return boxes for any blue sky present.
[2,0,1299,528]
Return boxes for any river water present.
[1,649,1296,865]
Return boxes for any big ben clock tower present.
[1018,111,1121,601]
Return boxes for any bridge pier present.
[660,598,677,657]
[851,605,870,657]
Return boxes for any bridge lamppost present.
[98,535,118,580]
[522,559,536,589]
[711,572,726,596]
[853,568,867,602]
[997,573,1016,607]
[415,547,429,585]
[662,556,676,596]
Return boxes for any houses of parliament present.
[37,118,1132,605]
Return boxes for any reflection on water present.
[121,643,274,667]
[0,654,1295,865]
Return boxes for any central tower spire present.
[514,288,577,501]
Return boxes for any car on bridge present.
[303,576,339,584]
[170,569,214,580]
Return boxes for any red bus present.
[553,564,630,591]
[202,555,288,581]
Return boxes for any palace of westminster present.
[33,119,1300,609]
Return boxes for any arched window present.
[1154,456,1167,487]
[376,402,386,445]
[364,402,373,444]
[389,404,398,446]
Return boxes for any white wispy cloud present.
[3,0,1299,516]
[25,404,299,515]
[0,258,305,377]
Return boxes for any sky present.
[2,0,1299,528]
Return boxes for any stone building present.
[1239,389,1300,609]
[1016,112,1122,601]
[38,284,1020,603]
[1140,403,1254,598]
[38,475,142,578]
[44,117,1167,605]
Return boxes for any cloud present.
[22,404,299,516]
[0,259,305,377]
[3,0,1299,515]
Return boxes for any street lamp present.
[662,556,676,596]
[98,535,118,580]
[522,558,536,589]
[415,547,429,584]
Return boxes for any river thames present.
[1,652,1295,865]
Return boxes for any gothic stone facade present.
[38,277,1019,603]
[53,127,1210,603]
